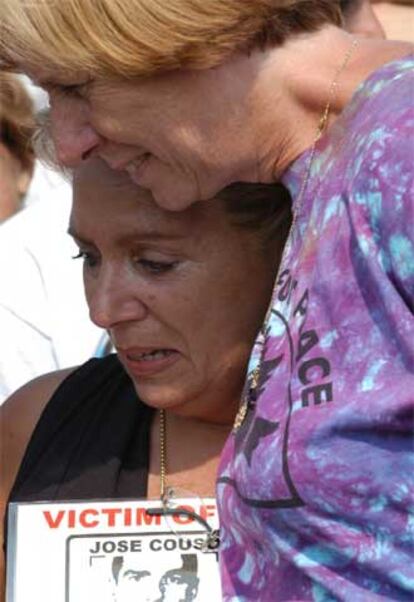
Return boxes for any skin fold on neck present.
[229,26,412,182]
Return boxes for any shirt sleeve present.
[351,63,414,312]
[0,306,57,403]
[375,94,414,310]
[0,238,56,404]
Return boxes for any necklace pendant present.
[233,367,260,433]
[201,529,220,552]
[249,385,258,403]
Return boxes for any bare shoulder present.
[358,38,413,68]
[1,368,75,494]
[0,368,76,600]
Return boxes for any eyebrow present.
[67,226,186,245]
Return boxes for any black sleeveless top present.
[9,355,155,503]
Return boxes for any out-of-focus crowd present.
[0,0,412,404]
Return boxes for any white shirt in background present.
[0,187,107,404]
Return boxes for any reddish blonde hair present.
[1,0,341,78]
[0,73,35,172]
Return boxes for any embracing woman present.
[1,0,413,599]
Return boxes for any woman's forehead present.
[73,160,171,218]
[72,158,223,238]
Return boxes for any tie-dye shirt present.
[217,55,414,601]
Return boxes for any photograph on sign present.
[7,498,220,602]
[67,532,219,601]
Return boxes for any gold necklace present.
[159,407,169,504]
[155,408,220,551]
[233,38,359,432]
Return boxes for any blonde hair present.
[0,73,35,172]
[1,0,341,79]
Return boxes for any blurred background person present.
[341,0,386,37]
[0,73,35,222]
[337,0,412,43]
[18,74,75,212]
[373,0,414,43]
[0,74,108,403]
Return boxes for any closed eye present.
[59,84,83,98]
[137,258,178,274]
[48,82,89,100]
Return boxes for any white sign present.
[7,498,221,602]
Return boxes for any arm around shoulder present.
[0,368,75,600]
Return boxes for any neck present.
[234,26,412,181]
[163,409,232,434]
[163,390,240,427]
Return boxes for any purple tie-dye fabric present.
[217,56,414,601]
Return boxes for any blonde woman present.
[1,1,413,599]
[0,73,34,222]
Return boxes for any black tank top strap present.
[9,354,154,503]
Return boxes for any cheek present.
[90,90,153,142]
[82,271,97,309]
[200,257,271,346]
[177,283,249,367]
[90,108,125,140]
[50,95,86,131]
[88,90,130,138]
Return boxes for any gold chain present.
[293,38,359,225]
[233,38,358,432]
[157,411,221,551]
[159,408,168,504]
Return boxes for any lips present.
[125,154,151,182]
[117,346,179,377]
[127,348,173,361]
[99,152,150,174]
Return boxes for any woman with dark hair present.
[1,0,412,599]
[0,158,291,599]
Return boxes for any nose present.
[87,267,149,329]
[49,95,102,167]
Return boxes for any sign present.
[7,498,221,601]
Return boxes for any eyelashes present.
[72,250,98,268]
[72,251,178,275]
[136,258,178,274]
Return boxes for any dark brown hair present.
[218,182,292,247]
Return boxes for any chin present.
[132,381,190,412]
[151,176,199,212]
